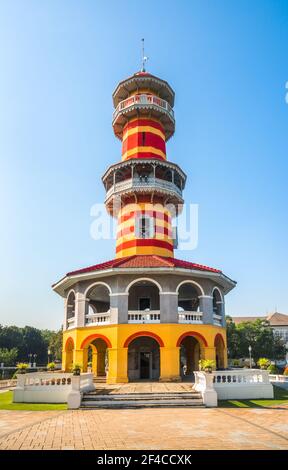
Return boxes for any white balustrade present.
[13,372,95,408]
[213,314,222,326]
[105,177,182,200]
[67,317,75,329]
[113,94,174,122]
[0,379,17,389]
[128,311,160,323]
[85,312,110,325]
[178,312,203,324]
[212,369,274,400]
[269,374,288,383]
[193,371,218,407]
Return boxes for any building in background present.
[53,67,236,383]
[232,312,288,360]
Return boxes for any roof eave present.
[52,266,236,298]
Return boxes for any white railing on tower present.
[178,312,203,324]
[85,312,110,325]
[213,314,222,325]
[113,94,174,122]
[105,177,182,200]
[67,317,75,329]
[128,311,160,323]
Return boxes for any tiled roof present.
[232,312,288,326]
[66,255,222,277]
[232,316,265,324]
[266,312,288,326]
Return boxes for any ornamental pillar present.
[160,292,178,323]
[203,346,216,362]
[199,295,213,324]
[110,293,128,324]
[74,291,86,327]
[106,348,128,384]
[159,347,181,382]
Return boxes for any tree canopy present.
[226,316,287,361]
[0,325,62,365]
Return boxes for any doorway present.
[127,336,160,381]
[140,352,151,379]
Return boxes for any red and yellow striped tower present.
[103,70,186,258]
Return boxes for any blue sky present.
[0,0,287,329]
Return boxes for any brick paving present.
[0,407,287,450]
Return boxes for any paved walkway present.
[0,407,287,450]
[92,382,193,394]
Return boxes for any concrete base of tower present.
[62,323,227,383]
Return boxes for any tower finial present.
[141,38,148,72]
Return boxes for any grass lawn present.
[218,385,288,408]
[0,391,67,410]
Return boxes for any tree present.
[0,325,63,365]
[0,325,24,352]
[226,316,241,358]
[0,348,18,366]
[226,317,287,361]
[41,329,63,361]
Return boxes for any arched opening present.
[81,335,111,378]
[179,337,201,380]
[85,283,110,325]
[64,337,74,371]
[128,279,160,323]
[215,334,225,370]
[177,282,201,322]
[66,291,75,329]
[87,338,108,377]
[213,288,222,317]
[127,336,160,381]
[177,333,206,381]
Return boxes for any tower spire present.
[141,38,148,72]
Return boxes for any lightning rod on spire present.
[141,38,148,72]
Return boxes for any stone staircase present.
[93,376,107,384]
[80,390,203,409]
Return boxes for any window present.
[135,216,154,239]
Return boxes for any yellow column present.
[160,347,181,382]
[62,350,67,371]
[107,348,128,384]
[82,348,88,372]
[203,347,216,362]
[92,351,98,374]
[73,349,84,369]
[223,348,228,368]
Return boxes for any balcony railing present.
[105,177,182,201]
[113,94,174,122]
[67,317,75,329]
[128,311,160,323]
[213,314,222,326]
[85,312,110,326]
[178,312,203,324]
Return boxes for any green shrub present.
[71,363,82,376]
[257,358,270,370]
[199,359,216,372]
[267,364,279,374]
[16,363,29,374]
[47,362,56,371]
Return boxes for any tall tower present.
[102,71,186,258]
[53,63,236,385]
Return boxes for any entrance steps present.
[93,376,107,384]
[80,391,203,409]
